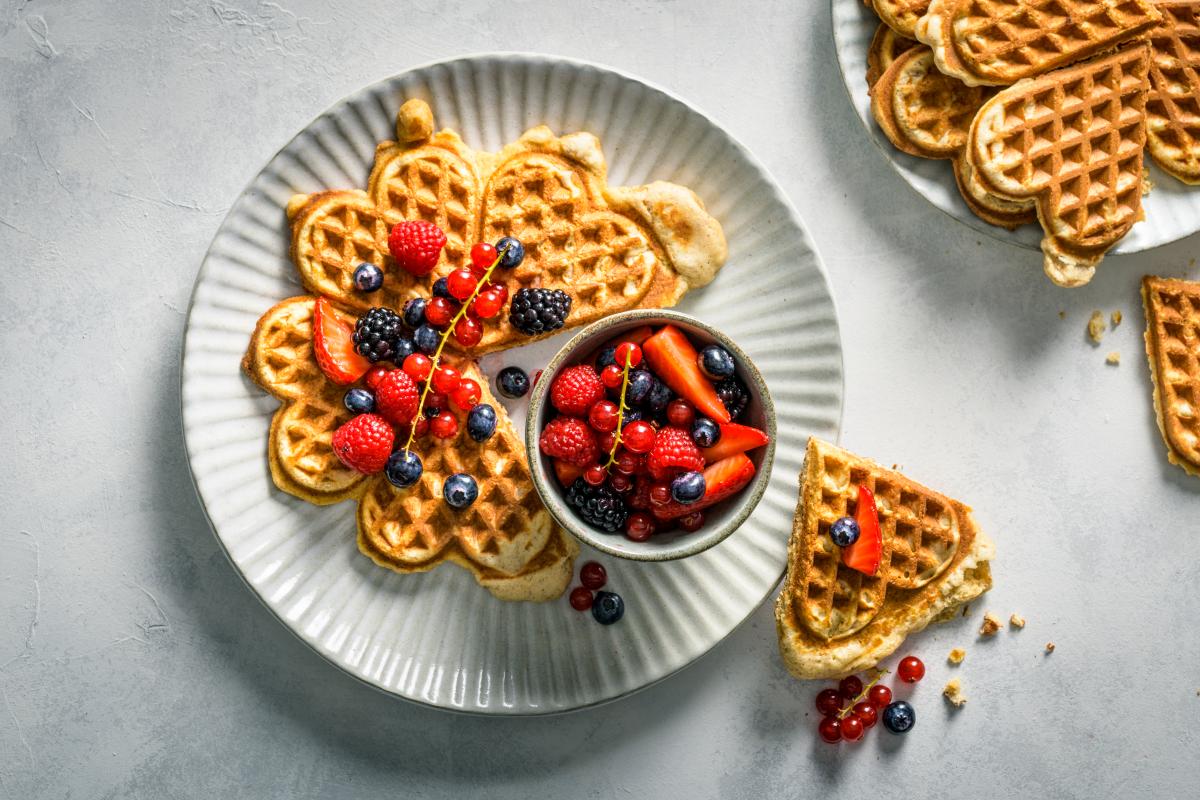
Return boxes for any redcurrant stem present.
[402,246,508,451]
[603,353,635,469]
[837,668,889,719]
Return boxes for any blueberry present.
[596,345,618,370]
[402,298,427,328]
[385,449,423,489]
[626,369,654,405]
[496,366,530,399]
[432,277,453,299]
[353,262,383,292]
[413,325,439,355]
[829,516,860,547]
[670,471,706,504]
[645,379,672,413]
[343,388,375,414]
[691,418,721,448]
[623,408,643,423]
[495,236,525,269]
[391,336,416,363]
[443,473,478,509]
[467,404,497,442]
[698,345,736,381]
[882,701,916,734]
[591,591,624,625]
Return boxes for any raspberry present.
[539,417,599,467]
[388,220,446,277]
[647,426,704,481]
[374,369,420,426]
[550,365,604,416]
[331,414,394,473]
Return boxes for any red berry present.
[470,242,497,270]
[678,510,705,532]
[388,220,446,277]
[622,421,656,454]
[852,702,877,728]
[453,316,483,347]
[425,296,457,329]
[649,483,672,506]
[569,587,593,611]
[450,378,481,411]
[430,411,458,439]
[614,342,643,368]
[815,688,843,716]
[363,364,391,390]
[898,656,925,683]
[471,289,504,320]
[646,427,704,480]
[600,364,623,389]
[665,398,695,428]
[627,476,653,510]
[839,675,864,701]
[597,431,617,454]
[609,472,632,493]
[533,369,543,385]
[817,717,842,744]
[583,464,607,486]
[579,561,607,590]
[551,365,605,417]
[425,393,448,413]
[331,414,394,473]
[312,297,370,385]
[374,369,420,426]
[868,684,893,709]
[625,512,655,542]
[447,268,478,301]
[486,282,508,304]
[588,400,620,432]
[431,365,462,394]
[613,450,642,475]
[840,715,864,742]
[402,353,432,382]
[538,417,600,467]
[408,416,430,439]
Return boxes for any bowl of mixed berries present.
[527,310,775,560]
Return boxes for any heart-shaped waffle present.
[1146,1,1200,184]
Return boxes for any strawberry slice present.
[643,325,731,424]
[313,297,369,385]
[700,423,769,463]
[651,453,755,520]
[842,485,882,576]
[553,459,585,487]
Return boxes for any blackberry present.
[352,308,404,363]
[566,478,628,533]
[715,377,749,420]
[509,288,571,336]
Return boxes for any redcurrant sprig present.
[602,350,636,469]
[837,669,889,720]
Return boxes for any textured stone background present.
[1,1,1197,797]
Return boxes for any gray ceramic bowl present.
[526,309,776,561]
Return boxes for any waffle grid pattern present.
[1146,2,1200,182]
[893,50,991,155]
[1145,277,1200,470]
[874,0,933,35]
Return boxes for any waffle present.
[1146,2,1200,183]
[242,296,577,601]
[1141,275,1200,477]
[867,23,919,88]
[873,0,932,37]
[966,44,1152,286]
[288,99,726,355]
[775,439,994,680]
[916,0,1161,86]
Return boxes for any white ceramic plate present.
[831,0,1200,253]
[181,53,843,714]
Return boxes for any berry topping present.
[579,561,607,589]
[646,427,705,481]
[384,449,423,489]
[815,688,843,716]
[553,459,586,488]
[450,379,482,411]
[621,421,657,454]
[614,342,643,368]
[343,388,375,414]
[613,450,643,475]
[363,364,391,390]
[413,324,439,354]
[495,236,525,268]
[600,364,623,389]
[331,414,394,474]
[453,315,483,347]
[569,587,594,611]
[651,453,755,520]
[402,353,433,382]
[625,369,655,406]
[352,307,406,363]
[897,656,925,684]
[852,702,878,728]
[470,242,497,270]
[624,512,655,542]
[609,471,633,493]
[424,394,448,415]
[425,296,456,329]
[591,591,624,625]
[829,516,861,548]
[566,478,628,532]
[670,471,706,504]
[643,325,731,424]
[840,715,865,742]
[817,717,842,744]
[388,220,446,277]
[868,684,893,709]
[391,337,416,363]
[839,675,864,700]
[842,485,882,576]
[583,464,607,486]
[353,262,383,292]
[313,297,370,385]
[665,399,695,429]
[466,403,497,442]
[373,369,420,426]
[588,400,620,433]
[715,377,750,420]
[539,417,600,467]
[697,345,736,380]
[509,288,571,336]
[431,365,462,394]
[649,483,672,505]
[881,701,915,734]
[597,431,618,454]
[443,473,478,509]
[690,418,721,448]
[678,510,705,532]
[496,366,530,398]
[402,297,426,328]
[432,276,452,299]
[699,422,769,463]
[447,268,479,301]
[471,289,504,320]
[430,411,458,440]
[551,365,605,417]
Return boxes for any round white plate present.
[181,53,843,714]
[831,0,1200,253]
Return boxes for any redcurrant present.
[853,702,877,728]
[583,465,607,486]
[613,450,642,475]
[597,431,617,454]
[839,675,864,701]
[614,342,643,368]
[621,421,656,454]
[600,364,623,389]
[840,715,864,742]
[868,684,893,709]
[408,417,430,439]
[665,398,695,428]
[471,289,504,319]
[425,393,448,414]
[486,282,508,304]
[609,472,632,493]
[625,512,655,542]
[402,353,432,382]
[897,656,925,683]
[450,378,481,411]
[453,316,483,347]
[431,365,462,394]
[678,511,705,532]
[817,717,842,744]
[447,268,478,301]
[815,688,842,716]
[425,296,457,329]
[569,587,593,611]
[470,242,497,270]
[649,483,672,506]
[579,561,607,590]
[588,400,620,433]
[430,411,458,439]
[364,365,391,390]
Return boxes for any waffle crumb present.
[1058,310,1066,320]
[980,612,1002,637]
[1111,310,1122,327]
[1045,642,1056,654]
[948,648,966,664]
[1009,614,1025,629]
[1106,351,1120,366]
[943,678,967,707]
[1087,311,1106,343]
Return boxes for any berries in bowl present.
[526,310,775,561]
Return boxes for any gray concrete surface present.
[1,1,1197,797]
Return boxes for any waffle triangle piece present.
[966,44,1152,286]
[1142,276,1200,477]
[775,439,994,680]
[1146,2,1200,184]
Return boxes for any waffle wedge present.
[1141,275,1200,477]
[243,296,577,601]
[966,44,1152,286]
[867,22,919,88]
[287,99,726,355]
[872,0,932,38]
[1146,2,1200,184]
[775,439,994,681]
[916,0,1161,86]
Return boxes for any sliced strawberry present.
[651,453,755,520]
[843,484,882,576]
[643,325,731,424]
[313,297,369,385]
[553,459,585,487]
[700,423,769,463]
